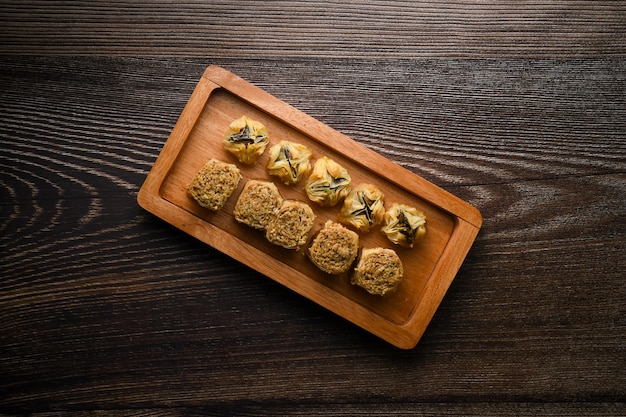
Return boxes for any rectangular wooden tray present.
[137,65,482,349]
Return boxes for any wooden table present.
[1,1,625,415]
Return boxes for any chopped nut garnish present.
[267,140,313,184]
[338,183,385,232]
[381,203,426,248]
[305,156,352,207]
[223,115,270,164]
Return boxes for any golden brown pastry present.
[304,156,352,207]
[307,221,359,275]
[233,180,283,230]
[187,159,242,211]
[266,140,313,184]
[351,247,403,296]
[265,200,315,250]
[338,183,385,232]
[223,115,270,164]
[381,203,426,248]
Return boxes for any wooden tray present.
[137,65,482,349]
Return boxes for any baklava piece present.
[265,200,315,250]
[338,183,385,233]
[351,247,403,296]
[307,221,359,275]
[266,140,313,185]
[381,203,426,248]
[223,115,270,165]
[233,179,283,230]
[304,156,351,207]
[187,159,241,211]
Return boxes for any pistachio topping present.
[338,183,385,233]
[228,124,267,145]
[381,203,426,248]
[305,156,352,207]
[267,140,313,185]
[223,115,270,165]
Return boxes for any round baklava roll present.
[307,221,359,275]
[265,200,315,250]
[351,247,403,296]
[187,159,241,211]
[233,179,283,230]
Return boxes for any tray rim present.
[138,65,482,349]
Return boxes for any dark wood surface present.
[1,1,625,415]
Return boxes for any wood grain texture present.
[0,0,625,58]
[138,65,481,349]
[17,403,626,416]
[2,3,624,413]
[1,56,624,413]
